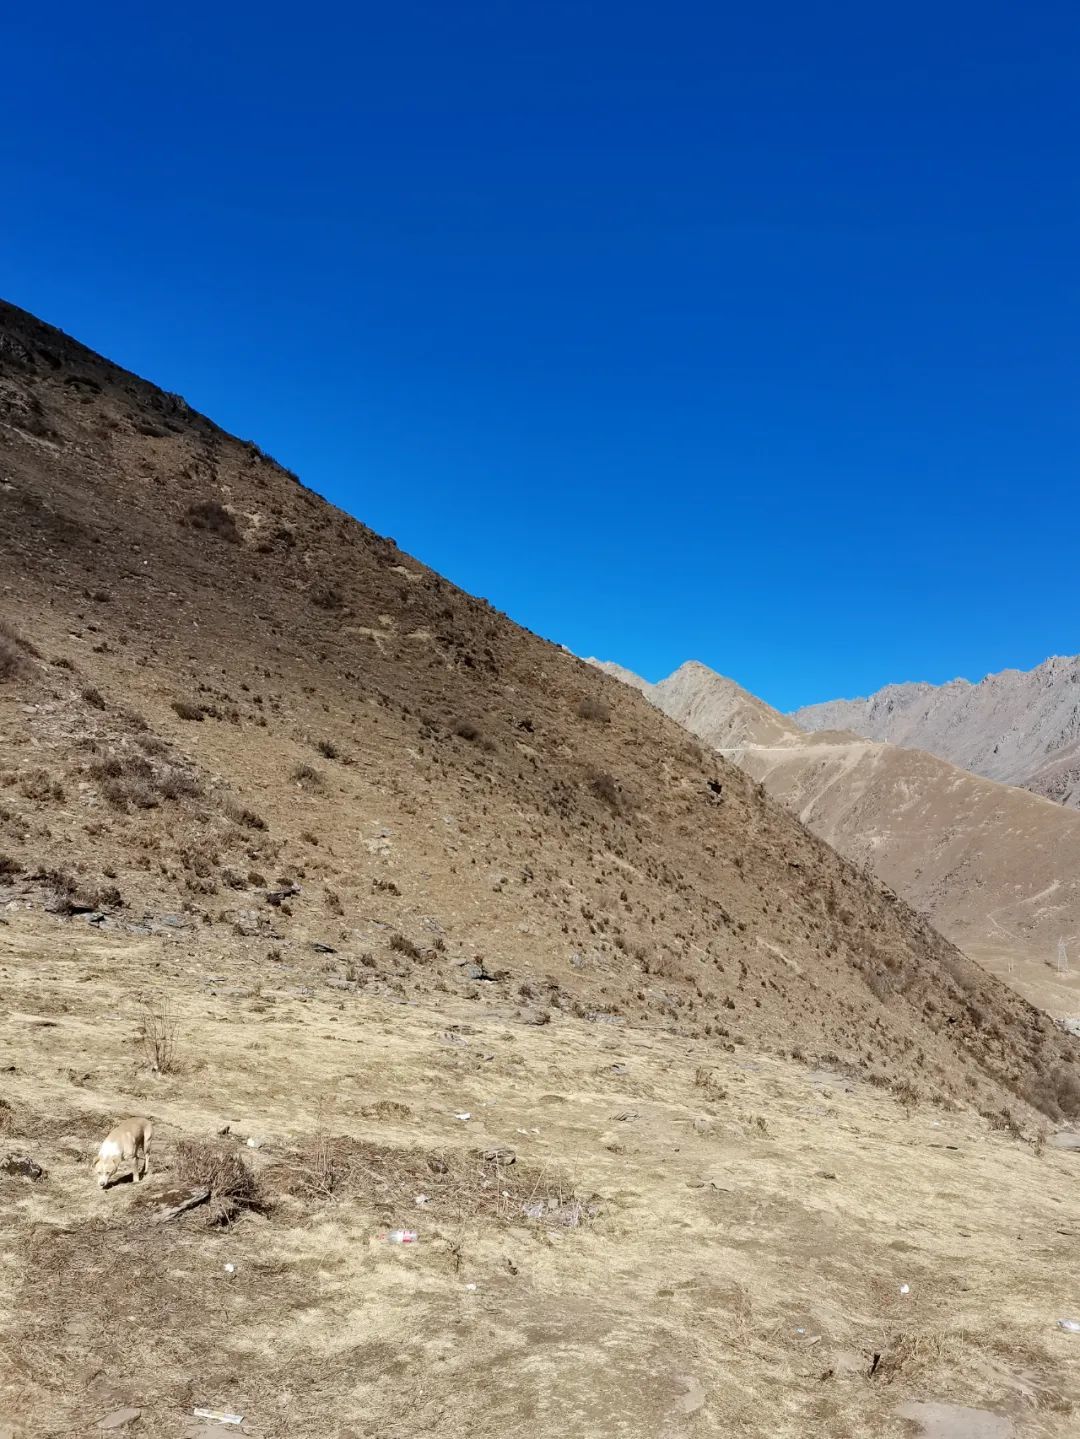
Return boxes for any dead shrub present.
[81,685,107,710]
[309,583,343,611]
[186,500,240,543]
[266,1137,589,1227]
[103,776,158,811]
[0,854,21,879]
[18,770,65,803]
[576,696,611,724]
[693,1066,728,1101]
[273,1133,343,1201]
[315,738,339,760]
[453,720,482,742]
[172,700,206,721]
[224,800,267,831]
[389,932,422,960]
[589,769,622,812]
[135,734,172,757]
[1052,1066,1080,1119]
[157,768,203,801]
[864,969,893,1002]
[0,641,25,681]
[174,1139,261,1223]
[138,998,180,1074]
[291,763,324,791]
[0,620,39,678]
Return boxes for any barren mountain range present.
[3,300,1080,1435]
[590,660,1080,1017]
[793,657,1080,807]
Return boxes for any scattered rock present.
[97,1406,142,1431]
[1049,1131,1080,1152]
[671,1374,706,1417]
[1,1153,46,1180]
[135,1185,211,1222]
[894,1400,1013,1439]
[310,941,336,954]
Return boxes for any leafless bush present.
[693,1066,728,1101]
[81,685,107,710]
[315,738,339,760]
[157,768,203,801]
[0,619,39,667]
[291,763,324,791]
[172,700,206,721]
[0,640,25,681]
[576,696,611,724]
[103,776,158,811]
[174,1140,261,1223]
[186,500,240,543]
[135,734,172,757]
[276,1133,343,1200]
[138,998,180,1074]
[389,932,423,960]
[18,769,65,803]
[224,799,267,831]
[92,753,201,809]
[453,720,481,742]
[309,583,343,611]
[589,769,622,812]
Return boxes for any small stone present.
[97,1407,142,1431]
[1,1153,46,1180]
[894,1400,1013,1439]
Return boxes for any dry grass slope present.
[1,300,1079,1435]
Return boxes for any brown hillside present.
[596,657,1080,1020]
[4,301,1080,1437]
[0,296,1077,1121]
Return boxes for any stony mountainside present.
[652,661,803,749]
[792,657,1080,807]
[1,298,1078,1123]
[590,656,1080,1017]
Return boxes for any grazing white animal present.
[94,1117,153,1188]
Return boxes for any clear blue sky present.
[3,3,1078,710]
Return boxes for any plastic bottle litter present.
[1058,1319,1080,1333]
[386,1229,418,1244]
[464,1282,478,1291]
[455,1112,471,1122]
[415,1194,429,1207]
[899,1284,910,1295]
[192,1409,243,1426]
[223,1263,236,1275]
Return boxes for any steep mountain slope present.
[4,300,1080,1438]
[652,660,804,748]
[591,658,1080,1016]
[793,657,1080,807]
[5,298,1073,1115]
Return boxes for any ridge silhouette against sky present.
[3,1,1077,710]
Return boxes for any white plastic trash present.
[1058,1319,1080,1333]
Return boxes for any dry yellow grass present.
[1,914,1078,1437]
